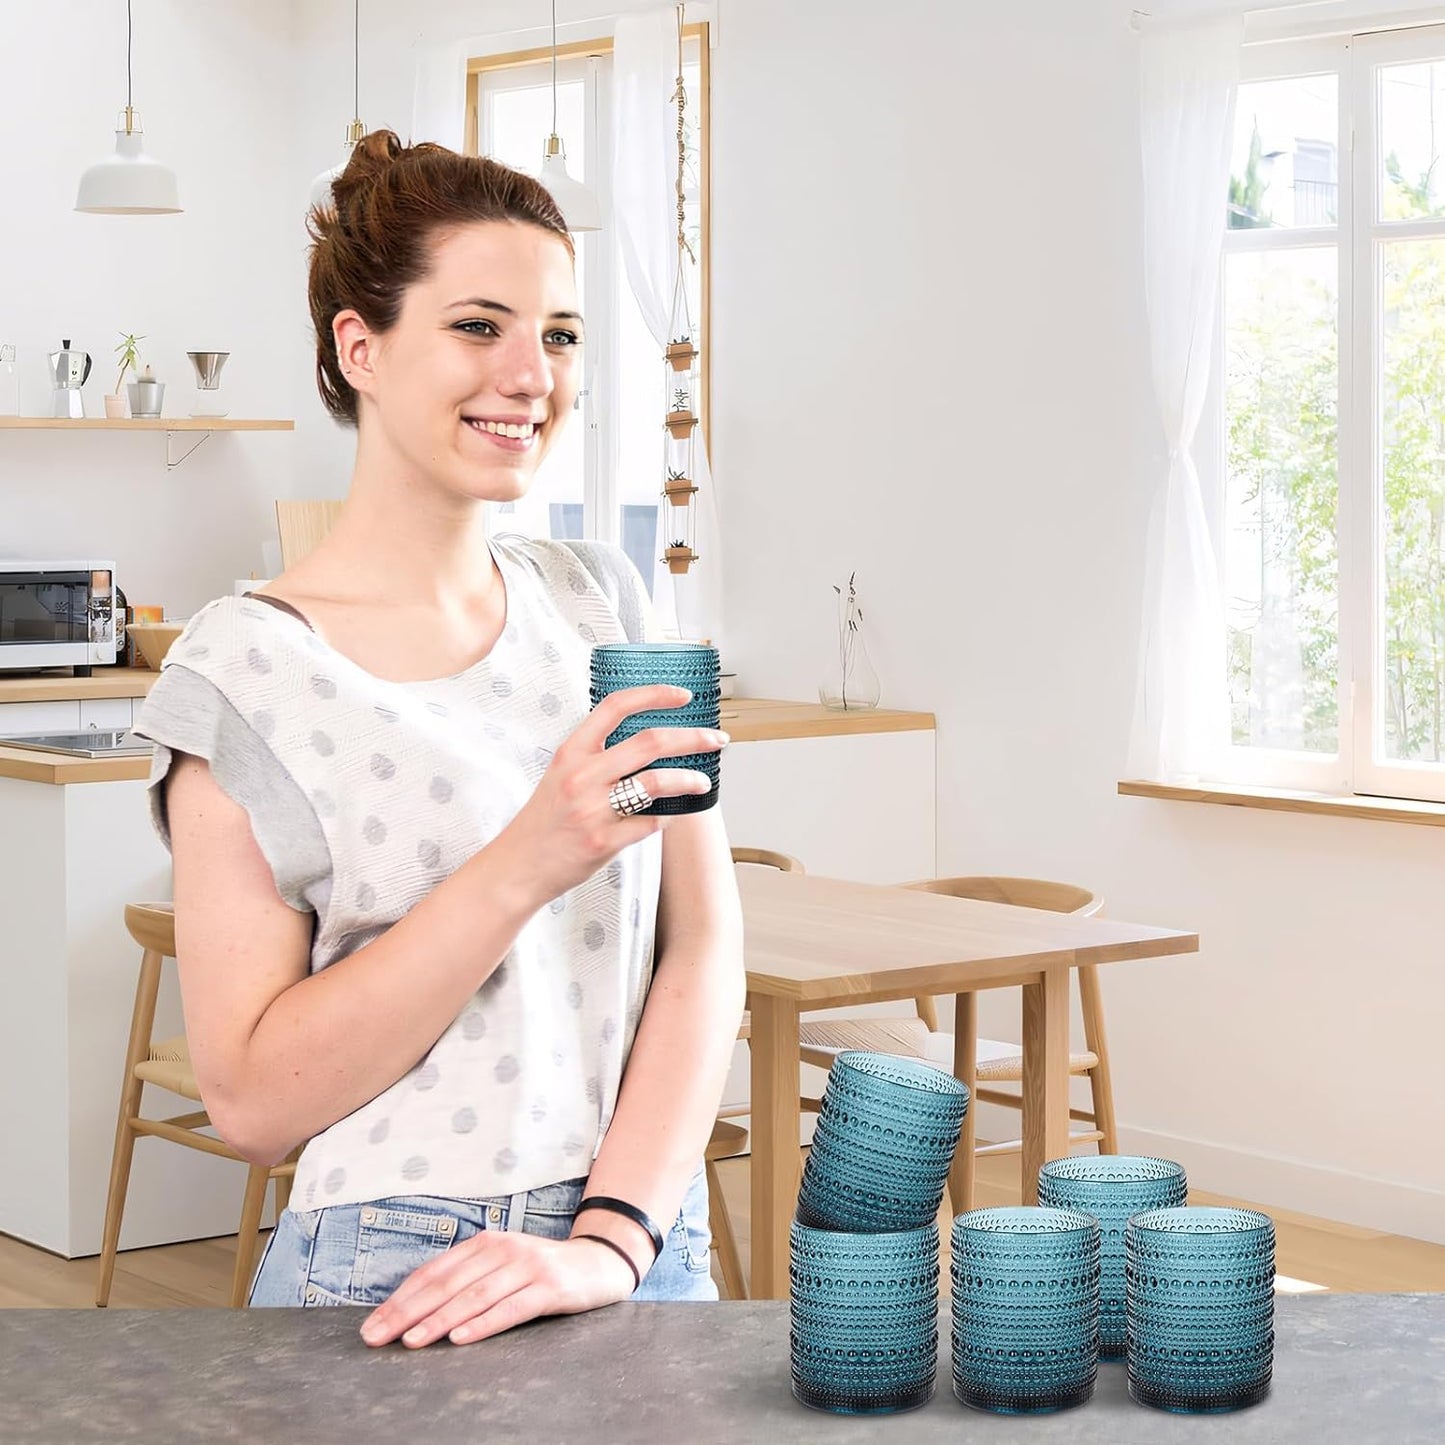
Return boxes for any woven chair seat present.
[798,1016,933,1057]
[974,1047,1100,1082]
[706,1119,748,1161]
[132,1032,204,1102]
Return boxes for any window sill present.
[1117,779,1445,829]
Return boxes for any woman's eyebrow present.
[446,297,584,322]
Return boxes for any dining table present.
[1,1294,1438,1442]
[736,867,1200,1298]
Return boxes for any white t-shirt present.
[132,535,662,1212]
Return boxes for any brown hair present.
[307,130,574,425]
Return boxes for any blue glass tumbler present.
[789,1219,940,1415]
[1126,1206,1274,1413]
[589,643,720,815]
[951,1206,1101,1415]
[796,1051,969,1233]
[1037,1154,1188,1359]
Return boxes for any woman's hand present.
[492,684,728,910]
[359,1231,638,1348]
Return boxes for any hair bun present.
[329,129,405,213]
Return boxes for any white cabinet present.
[79,698,134,731]
[0,700,83,735]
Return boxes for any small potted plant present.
[665,385,695,438]
[664,540,697,574]
[663,466,695,505]
[666,334,697,371]
[106,332,144,418]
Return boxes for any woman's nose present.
[497,332,554,398]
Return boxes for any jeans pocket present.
[311,1201,464,1306]
[673,1168,713,1276]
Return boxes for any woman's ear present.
[334,310,378,402]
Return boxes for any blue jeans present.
[249,1167,718,1306]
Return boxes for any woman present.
[132,131,743,1348]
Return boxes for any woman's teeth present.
[469,419,535,439]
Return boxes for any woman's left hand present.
[358,1230,637,1348]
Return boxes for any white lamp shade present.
[75,126,181,214]
[308,160,345,213]
[538,150,602,233]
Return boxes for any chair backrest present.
[902,875,1101,917]
[731,847,806,873]
[275,499,344,571]
[125,902,176,957]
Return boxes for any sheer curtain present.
[613,8,725,646]
[1127,15,1242,781]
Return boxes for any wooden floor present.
[5,1151,1445,1308]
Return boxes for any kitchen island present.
[0,1294,1437,1443]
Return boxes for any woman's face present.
[343,220,583,503]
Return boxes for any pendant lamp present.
[309,0,366,211]
[75,0,182,214]
[536,0,602,231]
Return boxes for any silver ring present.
[608,775,652,818]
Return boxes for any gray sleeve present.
[131,666,332,917]
[560,539,657,644]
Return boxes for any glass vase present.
[819,628,880,711]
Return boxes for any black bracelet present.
[575,1195,666,1260]
[573,1233,641,1292]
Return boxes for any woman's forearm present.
[573,930,745,1259]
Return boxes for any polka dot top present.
[132,535,663,1212]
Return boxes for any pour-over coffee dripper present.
[187,350,230,417]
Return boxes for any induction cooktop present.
[0,728,154,759]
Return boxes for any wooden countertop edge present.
[0,747,152,784]
[0,670,161,703]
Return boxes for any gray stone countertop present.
[1,1293,1440,1444]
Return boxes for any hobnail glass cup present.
[588,643,721,815]
[951,1206,1101,1414]
[1037,1154,1188,1358]
[789,1219,940,1415]
[796,1051,969,1232]
[1125,1205,1275,1413]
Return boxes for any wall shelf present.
[0,416,295,470]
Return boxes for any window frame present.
[1213,24,1445,803]
[464,28,712,553]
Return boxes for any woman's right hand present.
[492,684,727,910]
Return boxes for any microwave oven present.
[0,560,117,673]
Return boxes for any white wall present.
[6,0,1440,1246]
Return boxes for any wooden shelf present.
[0,418,293,431]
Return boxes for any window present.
[466,32,709,604]
[1219,24,1445,802]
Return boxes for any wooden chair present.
[796,877,1109,1214]
[274,498,344,570]
[703,846,808,1297]
[96,903,299,1309]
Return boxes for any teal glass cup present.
[789,1219,940,1415]
[796,1051,969,1233]
[951,1207,1101,1415]
[1037,1154,1188,1358]
[589,643,721,815]
[1126,1206,1275,1413]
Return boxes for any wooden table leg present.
[1020,966,1070,1204]
[748,993,801,1300]
[948,992,978,1216]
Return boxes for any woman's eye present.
[545,329,582,347]
[454,319,498,337]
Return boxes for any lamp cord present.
[353,0,359,119]
[551,0,558,135]
[126,0,133,109]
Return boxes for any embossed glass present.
[951,1207,1101,1415]
[1037,1154,1188,1358]
[789,1220,940,1414]
[796,1051,970,1233]
[589,643,720,815]
[1126,1206,1275,1414]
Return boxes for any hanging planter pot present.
[664,470,697,505]
[666,339,697,371]
[665,410,697,439]
[665,544,698,575]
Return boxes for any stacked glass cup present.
[788,1051,969,1414]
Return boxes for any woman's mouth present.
[463,417,541,452]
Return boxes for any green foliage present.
[1228,122,1273,230]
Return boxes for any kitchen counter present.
[0,696,934,784]
[0,1295,1437,1443]
[0,670,159,703]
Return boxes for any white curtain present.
[613,9,725,647]
[1128,15,1242,781]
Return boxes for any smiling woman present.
[128,130,744,1348]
